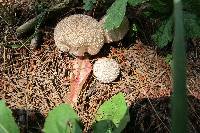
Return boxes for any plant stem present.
[172,0,187,133]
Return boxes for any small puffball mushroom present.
[93,58,120,83]
[54,14,105,56]
[99,16,129,43]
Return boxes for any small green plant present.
[93,92,130,133]
[103,0,200,48]
[0,92,129,133]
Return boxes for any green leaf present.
[128,0,148,6]
[43,104,82,133]
[152,11,200,48]
[0,100,20,133]
[152,16,173,48]
[104,0,128,31]
[183,11,200,38]
[93,120,116,133]
[94,92,130,133]
[83,0,96,11]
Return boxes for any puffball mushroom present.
[54,14,105,56]
[93,58,120,83]
[99,16,129,43]
[54,14,129,56]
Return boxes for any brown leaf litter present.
[0,1,200,132]
[1,32,200,131]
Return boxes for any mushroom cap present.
[99,16,129,43]
[93,58,120,83]
[54,14,105,56]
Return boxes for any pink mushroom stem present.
[66,58,92,106]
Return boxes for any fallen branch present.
[16,14,43,36]
[16,0,76,36]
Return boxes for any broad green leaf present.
[104,0,128,31]
[93,120,115,133]
[152,16,173,48]
[0,100,20,133]
[183,11,200,38]
[94,92,130,133]
[128,0,148,6]
[43,104,81,133]
[83,0,96,11]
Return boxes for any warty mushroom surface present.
[93,58,120,83]
[54,14,105,56]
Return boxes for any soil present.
[0,1,200,133]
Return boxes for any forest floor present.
[0,1,200,133]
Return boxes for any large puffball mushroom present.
[54,14,105,56]
[93,58,120,83]
[99,16,129,43]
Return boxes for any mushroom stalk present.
[66,59,92,106]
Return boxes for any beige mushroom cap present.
[54,14,105,56]
[100,16,129,43]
